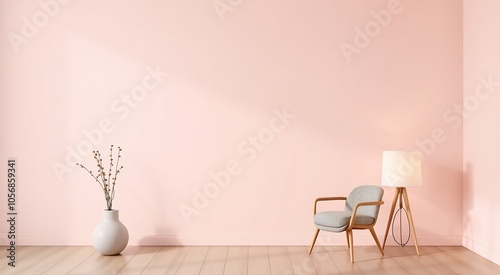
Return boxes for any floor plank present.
[0,246,44,274]
[175,246,209,275]
[352,246,385,262]
[67,246,140,275]
[268,246,294,275]
[224,246,248,275]
[41,246,95,274]
[327,250,364,275]
[446,247,500,274]
[390,254,434,275]
[2,246,61,275]
[355,260,388,275]
[90,246,141,275]
[116,246,160,275]
[0,245,497,275]
[248,246,271,275]
[309,246,342,275]
[199,246,228,275]
[287,246,318,274]
[429,247,478,275]
[410,254,455,275]
[140,246,189,275]
[376,257,411,275]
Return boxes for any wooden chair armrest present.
[348,201,384,229]
[313,196,347,214]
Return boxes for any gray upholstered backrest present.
[345,185,384,218]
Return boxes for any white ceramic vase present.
[92,209,129,255]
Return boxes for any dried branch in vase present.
[76,145,124,210]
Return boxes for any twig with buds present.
[76,145,124,210]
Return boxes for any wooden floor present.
[1,245,499,275]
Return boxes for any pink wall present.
[463,0,500,265]
[1,0,463,246]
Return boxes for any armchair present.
[308,185,384,263]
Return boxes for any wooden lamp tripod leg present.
[402,187,420,256]
[382,187,420,256]
[382,188,401,249]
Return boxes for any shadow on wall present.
[135,170,180,247]
[463,162,473,248]
[408,161,463,245]
[137,226,179,247]
[462,162,497,261]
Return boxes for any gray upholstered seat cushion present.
[314,211,376,232]
[313,185,383,232]
[314,211,351,232]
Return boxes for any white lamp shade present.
[381,150,422,187]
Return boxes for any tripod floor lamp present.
[381,150,422,256]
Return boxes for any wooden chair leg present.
[347,230,354,263]
[345,231,350,248]
[309,228,320,254]
[369,227,384,256]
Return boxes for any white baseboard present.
[462,236,500,266]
